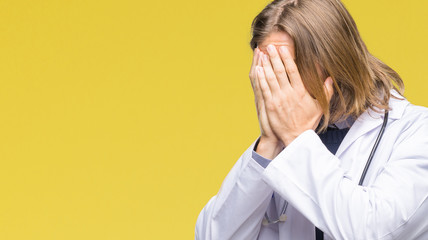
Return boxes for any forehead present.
[258,31,295,58]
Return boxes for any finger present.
[254,51,264,105]
[254,63,263,106]
[251,48,260,75]
[261,52,281,96]
[257,96,271,138]
[255,73,266,119]
[266,45,291,90]
[257,49,262,67]
[257,65,273,102]
[250,48,260,88]
[279,46,305,91]
[254,51,264,102]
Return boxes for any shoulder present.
[389,90,428,122]
[398,101,428,124]
[390,94,428,142]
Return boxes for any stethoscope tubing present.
[358,111,389,186]
[263,111,389,226]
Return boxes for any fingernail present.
[267,45,275,53]
[263,54,269,63]
[279,46,287,54]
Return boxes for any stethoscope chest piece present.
[262,214,287,226]
[262,112,389,229]
[279,214,287,222]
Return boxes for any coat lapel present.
[335,90,409,158]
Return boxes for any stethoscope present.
[262,111,389,226]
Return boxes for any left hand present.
[256,44,334,146]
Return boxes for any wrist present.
[281,136,295,147]
[280,130,310,146]
[256,137,284,160]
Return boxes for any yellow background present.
[0,0,427,239]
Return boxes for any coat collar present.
[335,90,409,157]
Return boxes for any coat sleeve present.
[262,117,428,240]
[195,139,274,240]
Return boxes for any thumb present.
[323,77,334,102]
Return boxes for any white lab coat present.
[195,91,428,240]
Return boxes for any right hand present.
[249,48,284,158]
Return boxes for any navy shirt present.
[252,127,350,168]
[252,126,350,240]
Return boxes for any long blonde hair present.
[250,0,404,131]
